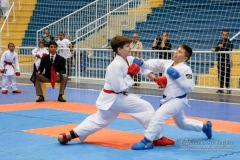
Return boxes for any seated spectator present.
[152,32,172,59]
[130,33,143,57]
[35,41,68,102]
[130,33,143,86]
[41,28,55,47]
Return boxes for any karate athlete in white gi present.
[0,43,21,94]
[57,35,174,146]
[32,41,49,70]
[132,44,212,150]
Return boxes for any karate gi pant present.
[1,75,18,91]
[73,94,158,141]
[144,98,203,141]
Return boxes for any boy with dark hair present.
[35,41,68,102]
[132,44,212,150]
[57,35,174,146]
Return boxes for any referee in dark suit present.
[211,30,233,94]
[35,41,68,102]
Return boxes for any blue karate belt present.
[163,94,187,99]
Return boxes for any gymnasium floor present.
[0,83,240,160]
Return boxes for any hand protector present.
[154,76,167,88]
[42,53,48,57]
[15,72,20,76]
[133,57,144,67]
[128,63,140,77]
[35,54,41,58]
[167,67,180,79]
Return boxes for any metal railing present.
[0,0,17,47]
[75,0,149,48]
[1,46,239,92]
[36,0,143,45]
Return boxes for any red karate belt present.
[4,61,13,66]
[51,66,56,89]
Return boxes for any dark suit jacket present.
[215,38,233,52]
[214,39,233,62]
[153,39,172,59]
[153,39,172,50]
[38,54,66,79]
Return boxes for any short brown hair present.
[180,44,192,62]
[111,35,132,53]
[38,41,44,45]
[48,41,58,48]
[8,42,15,48]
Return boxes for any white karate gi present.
[0,50,20,91]
[73,55,157,141]
[141,59,203,141]
[32,47,49,69]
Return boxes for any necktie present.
[51,66,56,89]
[50,56,56,89]
[51,56,54,63]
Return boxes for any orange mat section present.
[0,102,133,119]
[23,124,144,150]
[1,102,240,134]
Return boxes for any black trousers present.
[66,58,72,76]
[217,53,231,88]
[159,52,172,60]
[134,74,141,83]
[159,52,172,76]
